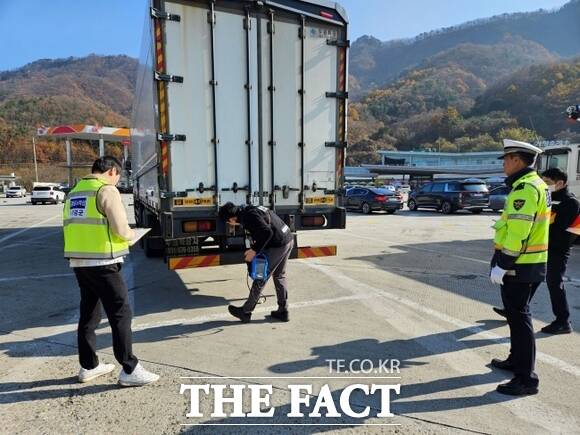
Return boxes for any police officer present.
[64,156,159,386]
[539,167,578,334]
[489,139,550,396]
[219,202,294,323]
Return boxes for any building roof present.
[378,150,503,157]
[37,125,130,142]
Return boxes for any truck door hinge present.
[327,39,350,47]
[325,141,348,148]
[158,133,186,142]
[326,91,349,100]
[154,71,184,83]
[150,7,181,22]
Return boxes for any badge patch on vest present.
[70,197,88,217]
[513,199,526,211]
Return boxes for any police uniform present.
[541,186,579,332]
[490,139,550,395]
[64,177,138,374]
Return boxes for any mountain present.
[0,55,137,164]
[472,58,580,138]
[350,0,580,96]
[346,57,580,165]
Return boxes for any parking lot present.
[1,194,579,434]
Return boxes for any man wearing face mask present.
[539,168,579,334]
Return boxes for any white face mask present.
[548,185,557,193]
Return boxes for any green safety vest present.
[493,170,550,270]
[63,177,130,259]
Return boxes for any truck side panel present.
[270,19,302,208]
[164,2,215,200]
[303,23,338,195]
[132,5,160,211]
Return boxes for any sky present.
[0,0,570,71]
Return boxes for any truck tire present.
[408,199,418,211]
[143,236,164,258]
[441,201,454,215]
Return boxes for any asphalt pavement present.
[1,194,579,434]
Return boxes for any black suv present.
[407,179,489,214]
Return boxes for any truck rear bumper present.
[168,245,337,270]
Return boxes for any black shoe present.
[491,358,515,371]
[269,310,289,322]
[228,305,252,323]
[493,307,508,318]
[541,322,572,335]
[496,377,539,396]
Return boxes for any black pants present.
[74,263,138,374]
[501,280,539,385]
[545,252,571,324]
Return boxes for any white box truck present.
[132,0,348,270]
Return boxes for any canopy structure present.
[37,124,130,186]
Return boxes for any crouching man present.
[219,203,294,323]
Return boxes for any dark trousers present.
[501,280,539,385]
[546,252,571,324]
[74,263,138,374]
[243,240,294,313]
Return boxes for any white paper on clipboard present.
[130,228,151,246]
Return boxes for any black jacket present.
[549,187,579,255]
[239,206,293,253]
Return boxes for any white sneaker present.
[118,363,159,387]
[78,363,115,383]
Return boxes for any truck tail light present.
[302,215,326,227]
[375,195,387,202]
[183,220,215,233]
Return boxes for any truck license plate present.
[305,196,335,205]
[173,197,214,207]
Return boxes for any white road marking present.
[132,294,376,331]
[0,273,74,283]
[0,215,61,245]
[342,230,490,265]
[307,262,579,432]
[0,228,62,252]
[307,262,580,378]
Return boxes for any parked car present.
[31,185,66,204]
[407,179,489,214]
[5,186,26,198]
[346,187,403,214]
[489,185,510,212]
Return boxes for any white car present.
[6,186,26,198]
[31,185,66,205]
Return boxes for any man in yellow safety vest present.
[489,139,550,396]
[64,156,158,387]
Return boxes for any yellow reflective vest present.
[63,178,130,259]
[493,168,550,282]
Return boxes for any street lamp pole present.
[32,136,39,183]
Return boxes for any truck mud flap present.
[167,245,337,270]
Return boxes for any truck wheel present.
[143,237,164,258]
[361,202,372,214]
[408,199,418,211]
[441,201,454,215]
